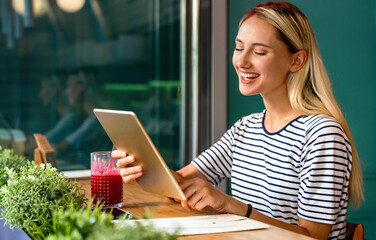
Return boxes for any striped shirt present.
[192,111,351,239]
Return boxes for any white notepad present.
[115,214,269,235]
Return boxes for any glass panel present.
[0,0,182,171]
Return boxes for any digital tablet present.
[93,108,186,200]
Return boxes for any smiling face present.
[232,15,295,99]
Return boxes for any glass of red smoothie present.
[91,151,123,207]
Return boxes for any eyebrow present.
[235,38,272,49]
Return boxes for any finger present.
[121,172,142,184]
[179,182,201,210]
[170,170,183,183]
[112,150,127,159]
[181,178,212,211]
[182,183,197,201]
[180,199,191,211]
[119,165,143,177]
[116,156,136,168]
[179,177,199,190]
[180,178,204,199]
[186,188,205,210]
[191,196,208,211]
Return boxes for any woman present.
[53,68,110,167]
[113,2,363,239]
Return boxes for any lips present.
[240,71,260,83]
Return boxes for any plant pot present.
[0,209,31,240]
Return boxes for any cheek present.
[264,58,290,79]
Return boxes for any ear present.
[290,50,307,72]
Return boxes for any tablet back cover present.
[93,108,186,200]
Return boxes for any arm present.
[114,150,332,238]
[250,208,332,239]
[175,162,207,181]
[116,117,237,185]
[177,164,332,239]
[114,152,204,184]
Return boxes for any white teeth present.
[240,72,259,79]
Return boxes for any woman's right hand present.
[112,150,143,184]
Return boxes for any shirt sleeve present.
[298,117,351,224]
[192,120,239,186]
[65,115,98,148]
[45,111,77,143]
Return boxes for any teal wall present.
[228,1,376,238]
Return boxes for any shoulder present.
[300,114,350,147]
[301,114,344,135]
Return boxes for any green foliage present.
[142,207,156,219]
[102,222,178,240]
[0,148,28,171]
[45,202,177,240]
[0,148,177,240]
[44,202,116,240]
[0,148,29,188]
[0,162,86,238]
[0,168,9,188]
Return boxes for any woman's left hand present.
[179,177,232,213]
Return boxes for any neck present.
[262,89,300,133]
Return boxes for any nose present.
[234,51,252,69]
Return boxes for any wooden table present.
[76,179,315,240]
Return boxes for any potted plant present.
[0,148,178,239]
[0,160,86,238]
[43,202,177,240]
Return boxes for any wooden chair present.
[33,133,56,167]
[346,222,365,240]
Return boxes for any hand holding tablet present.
[93,108,186,201]
[112,150,142,184]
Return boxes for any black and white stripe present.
[192,111,351,239]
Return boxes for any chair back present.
[346,222,365,240]
[33,133,56,167]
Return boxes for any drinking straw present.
[107,145,117,170]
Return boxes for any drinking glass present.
[91,151,123,207]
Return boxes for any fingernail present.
[120,152,126,157]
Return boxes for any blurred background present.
[0,0,185,171]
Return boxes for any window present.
[0,0,184,171]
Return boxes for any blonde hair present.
[240,2,363,208]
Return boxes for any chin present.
[239,86,258,96]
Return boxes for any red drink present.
[91,169,123,207]
[91,151,123,207]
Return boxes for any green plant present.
[0,148,29,188]
[41,202,116,240]
[101,222,178,240]
[44,202,177,240]
[0,162,86,238]
[0,148,28,170]
[0,168,9,188]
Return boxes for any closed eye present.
[255,52,266,56]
